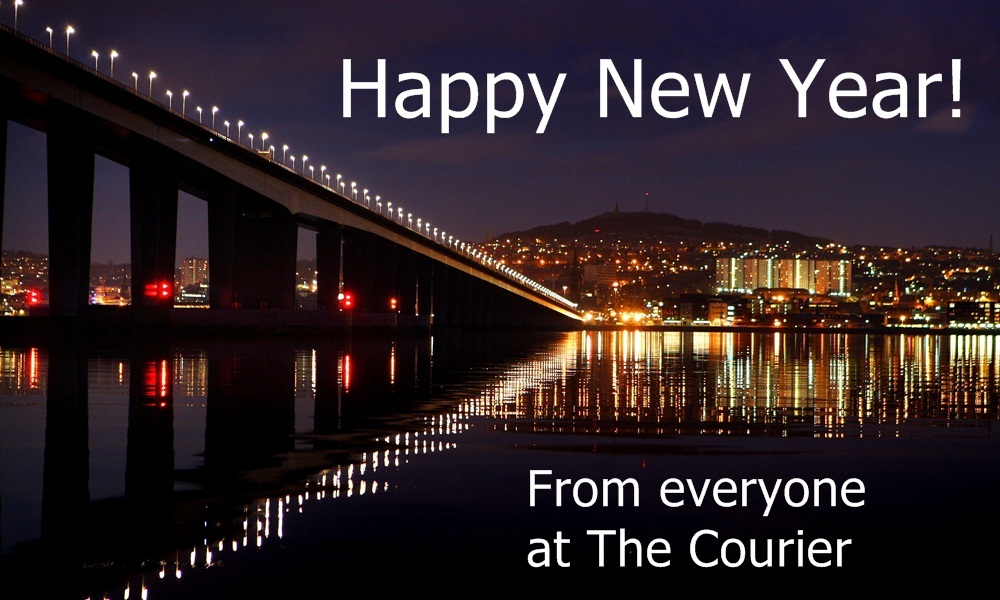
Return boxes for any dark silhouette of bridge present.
[0,25,581,330]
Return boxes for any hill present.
[492,209,831,247]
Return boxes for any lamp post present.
[110,50,118,77]
[166,90,173,110]
[148,71,156,96]
[14,1,23,33]
[309,165,314,180]
[325,173,331,186]
[182,90,189,116]
[46,27,53,48]
[196,106,202,123]
[363,189,369,207]
[302,155,308,175]
[132,72,138,90]
[65,25,74,55]
[261,133,268,153]
[320,165,326,184]
[212,106,218,129]
[282,145,289,163]
[290,155,295,170]
[224,120,230,137]
[91,50,99,70]
[237,120,244,143]
[248,133,254,150]
[351,182,357,201]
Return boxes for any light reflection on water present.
[0,330,998,597]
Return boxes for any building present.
[180,257,209,288]
[716,256,852,296]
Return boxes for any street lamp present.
[248,133,254,150]
[46,27,53,48]
[196,106,202,123]
[336,174,342,189]
[351,182,357,201]
[110,50,118,77]
[14,1,23,33]
[132,72,138,90]
[224,120,230,137]
[290,155,295,170]
[309,165,314,180]
[237,120,244,143]
[148,71,156,96]
[65,25,74,55]
[302,155,308,174]
[260,132,268,151]
[320,165,326,183]
[282,145,288,163]
[166,90,173,110]
[325,173,331,186]
[212,106,218,129]
[91,50,99,70]
[375,195,381,213]
[182,90,189,116]
[363,189,369,207]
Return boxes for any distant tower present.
[645,191,649,212]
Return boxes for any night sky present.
[3,0,998,262]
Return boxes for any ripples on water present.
[1,330,997,597]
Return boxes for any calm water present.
[1,330,998,596]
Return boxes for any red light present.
[341,291,354,310]
[144,280,173,300]
[28,290,40,305]
[389,297,398,311]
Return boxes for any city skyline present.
[1,0,998,264]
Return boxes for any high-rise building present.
[180,257,209,288]
[716,256,852,296]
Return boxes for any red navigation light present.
[389,297,398,311]
[144,280,173,299]
[341,291,354,310]
[28,289,41,305]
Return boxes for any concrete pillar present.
[372,237,397,314]
[208,184,237,309]
[129,143,178,309]
[316,221,343,311]
[416,255,434,319]
[209,183,297,309]
[396,248,418,316]
[0,116,6,253]
[342,227,376,312]
[47,107,94,317]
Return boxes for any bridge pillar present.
[316,221,343,311]
[209,184,297,309]
[396,248,417,316]
[342,227,376,312]
[47,107,94,317]
[0,116,6,253]
[416,255,434,319]
[372,238,397,314]
[129,143,178,310]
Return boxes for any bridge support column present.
[416,255,434,319]
[130,145,178,310]
[316,221,343,311]
[396,248,417,316]
[47,108,94,317]
[209,185,297,309]
[342,228,376,312]
[0,116,6,253]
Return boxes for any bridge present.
[0,25,581,331]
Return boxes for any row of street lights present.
[28,7,576,310]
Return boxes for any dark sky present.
[3,0,999,262]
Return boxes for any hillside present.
[493,209,831,247]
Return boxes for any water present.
[1,330,998,597]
